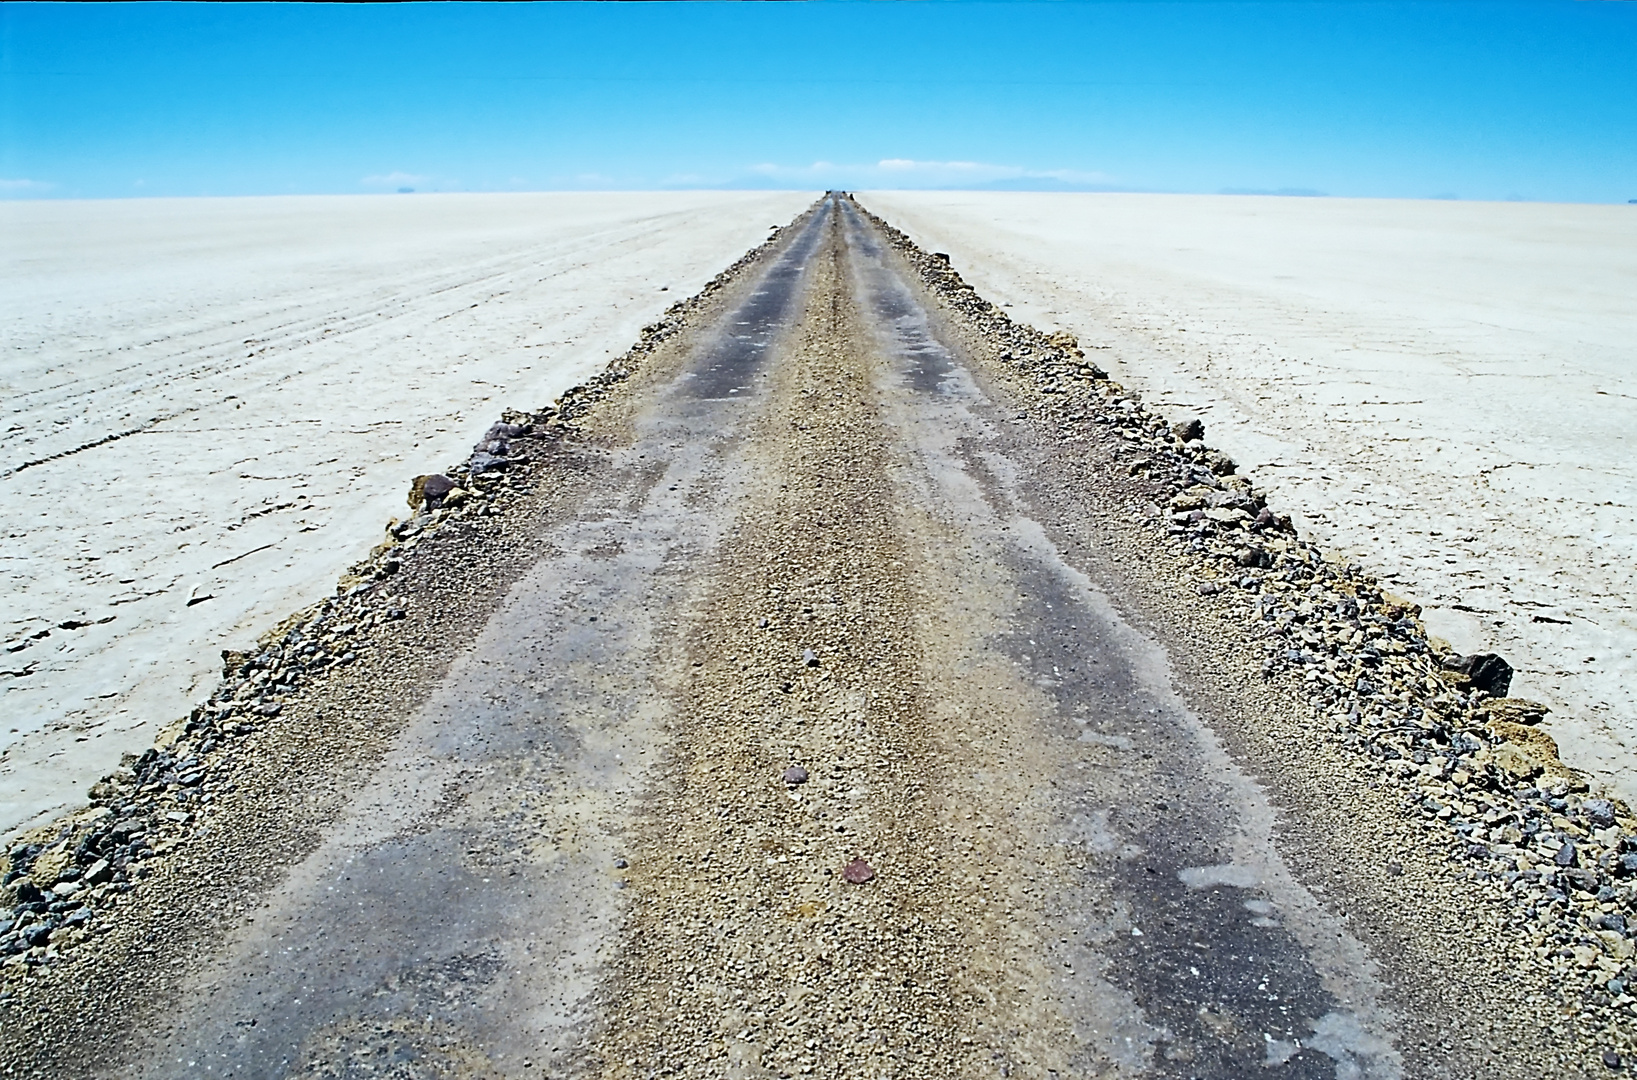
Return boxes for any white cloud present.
[0,178,53,195]
[360,171,429,188]
[739,159,1114,190]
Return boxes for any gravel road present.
[3,195,1634,1078]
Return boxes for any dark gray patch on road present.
[1000,555,1342,1077]
[838,203,953,395]
[688,203,832,400]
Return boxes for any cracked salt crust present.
[0,190,816,840]
[860,190,1637,806]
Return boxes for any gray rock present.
[783,766,809,786]
[1446,652,1514,697]
[1237,546,1272,569]
[408,473,456,510]
[485,422,527,441]
[1172,419,1204,442]
[1584,799,1617,827]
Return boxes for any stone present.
[407,473,456,510]
[1169,490,1210,512]
[842,859,875,885]
[1584,799,1617,828]
[1555,841,1580,868]
[1172,419,1204,442]
[82,859,111,885]
[802,649,819,668]
[1379,592,1421,619]
[485,422,527,442]
[1045,330,1082,357]
[28,848,72,885]
[1490,743,1543,781]
[1447,653,1513,697]
[1566,868,1601,893]
[783,766,809,786]
[1476,697,1550,726]
[1237,546,1272,569]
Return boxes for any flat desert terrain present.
[862,191,1637,805]
[7,193,1632,1078]
[6,193,1630,1080]
[0,190,814,840]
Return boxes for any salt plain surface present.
[0,190,814,840]
[863,191,1637,805]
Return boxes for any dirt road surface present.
[3,196,1632,1078]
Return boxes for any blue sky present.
[2,1,1634,202]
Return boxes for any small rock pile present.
[850,196,1637,1030]
[0,209,817,988]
